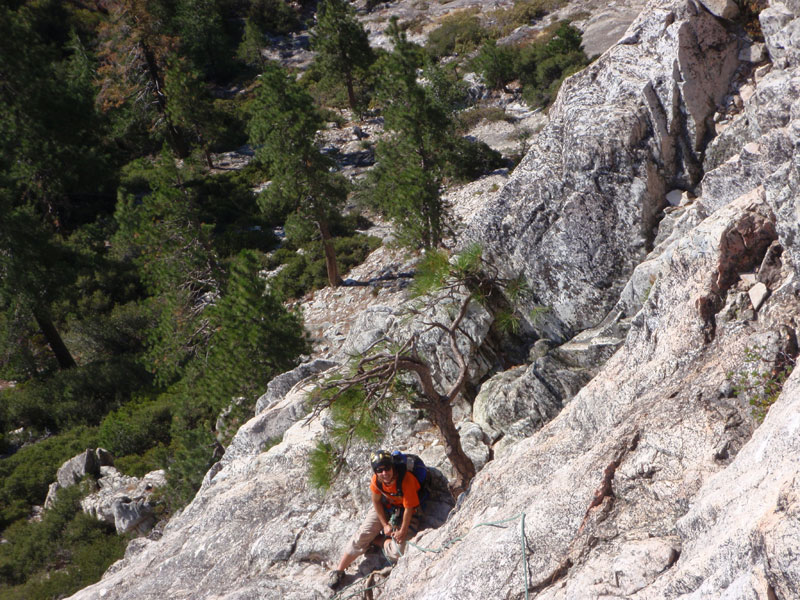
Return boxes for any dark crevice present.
[527,558,573,596]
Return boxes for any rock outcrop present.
[67,1,800,599]
[466,0,740,341]
[81,468,166,535]
[44,449,165,535]
[44,448,114,509]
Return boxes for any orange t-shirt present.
[370,471,420,508]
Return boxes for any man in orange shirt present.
[327,449,423,590]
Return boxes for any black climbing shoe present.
[327,569,344,590]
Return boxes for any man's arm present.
[372,491,393,537]
[393,505,414,544]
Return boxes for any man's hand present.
[383,523,393,537]
[392,527,408,544]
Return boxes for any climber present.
[326,449,426,590]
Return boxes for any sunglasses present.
[375,466,392,474]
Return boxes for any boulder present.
[760,2,800,68]
[457,421,491,471]
[697,0,739,18]
[81,469,166,535]
[473,364,561,447]
[56,449,100,488]
[749,281,769,309]
[112,497,157,536]
[45,448,112,508]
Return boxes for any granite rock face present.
[67,1,800,599]
[472,352,591,456]
[380,188,800,600]
[465,0,740,341]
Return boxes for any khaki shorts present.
[343,505,421,562]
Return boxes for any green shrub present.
[1,357,151,434]
[426,10,487,59]
[728,345,796,422]
[209,97,249,152]
[0,427,98,530]
[159,427,219,513]
[66,300,150,364]
[456,106,512,133]
[471,39,518,90]
[488,0,565,36]
[0,483,126,598]
[248,0,301,35]
[97,398,172,458]
[514,22,589,108]
[268,234,382,300]
[446,137,506,182]
[114,444,169,478]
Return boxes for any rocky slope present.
[67,0,800,598]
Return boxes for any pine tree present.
[173,0,232,79]
[0,4,113,372]
[0,200,78,372]
[204,250,307,407]
[164,58,224,169]
[248,62,347,287]
[161,250,307,507]
[111,150,221,385]
[367,21,453,249]
[96,0,190,158]
[313,245,530,494]
[237,18,265,68]
[473,39,516,91]
[311,0,374,114]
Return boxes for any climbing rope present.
[405,512,529,600]
[331,512,530,600]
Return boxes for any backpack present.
[376,451,428,502]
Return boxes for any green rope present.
[521,512,529,600]
[405,512,530,598]
[406,512,525,553]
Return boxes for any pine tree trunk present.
[317,220,341,287]
[33,309,76,370]
[345,72,358,115]
[426,395,476,495]
[140,40,189,159]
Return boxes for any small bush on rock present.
[446,137,506,182]
[514,22,589,108]
[728,345,795,422]
[488,0,566,36]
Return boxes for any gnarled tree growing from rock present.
[311,245,529,494]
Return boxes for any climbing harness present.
[330,512,530,600]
